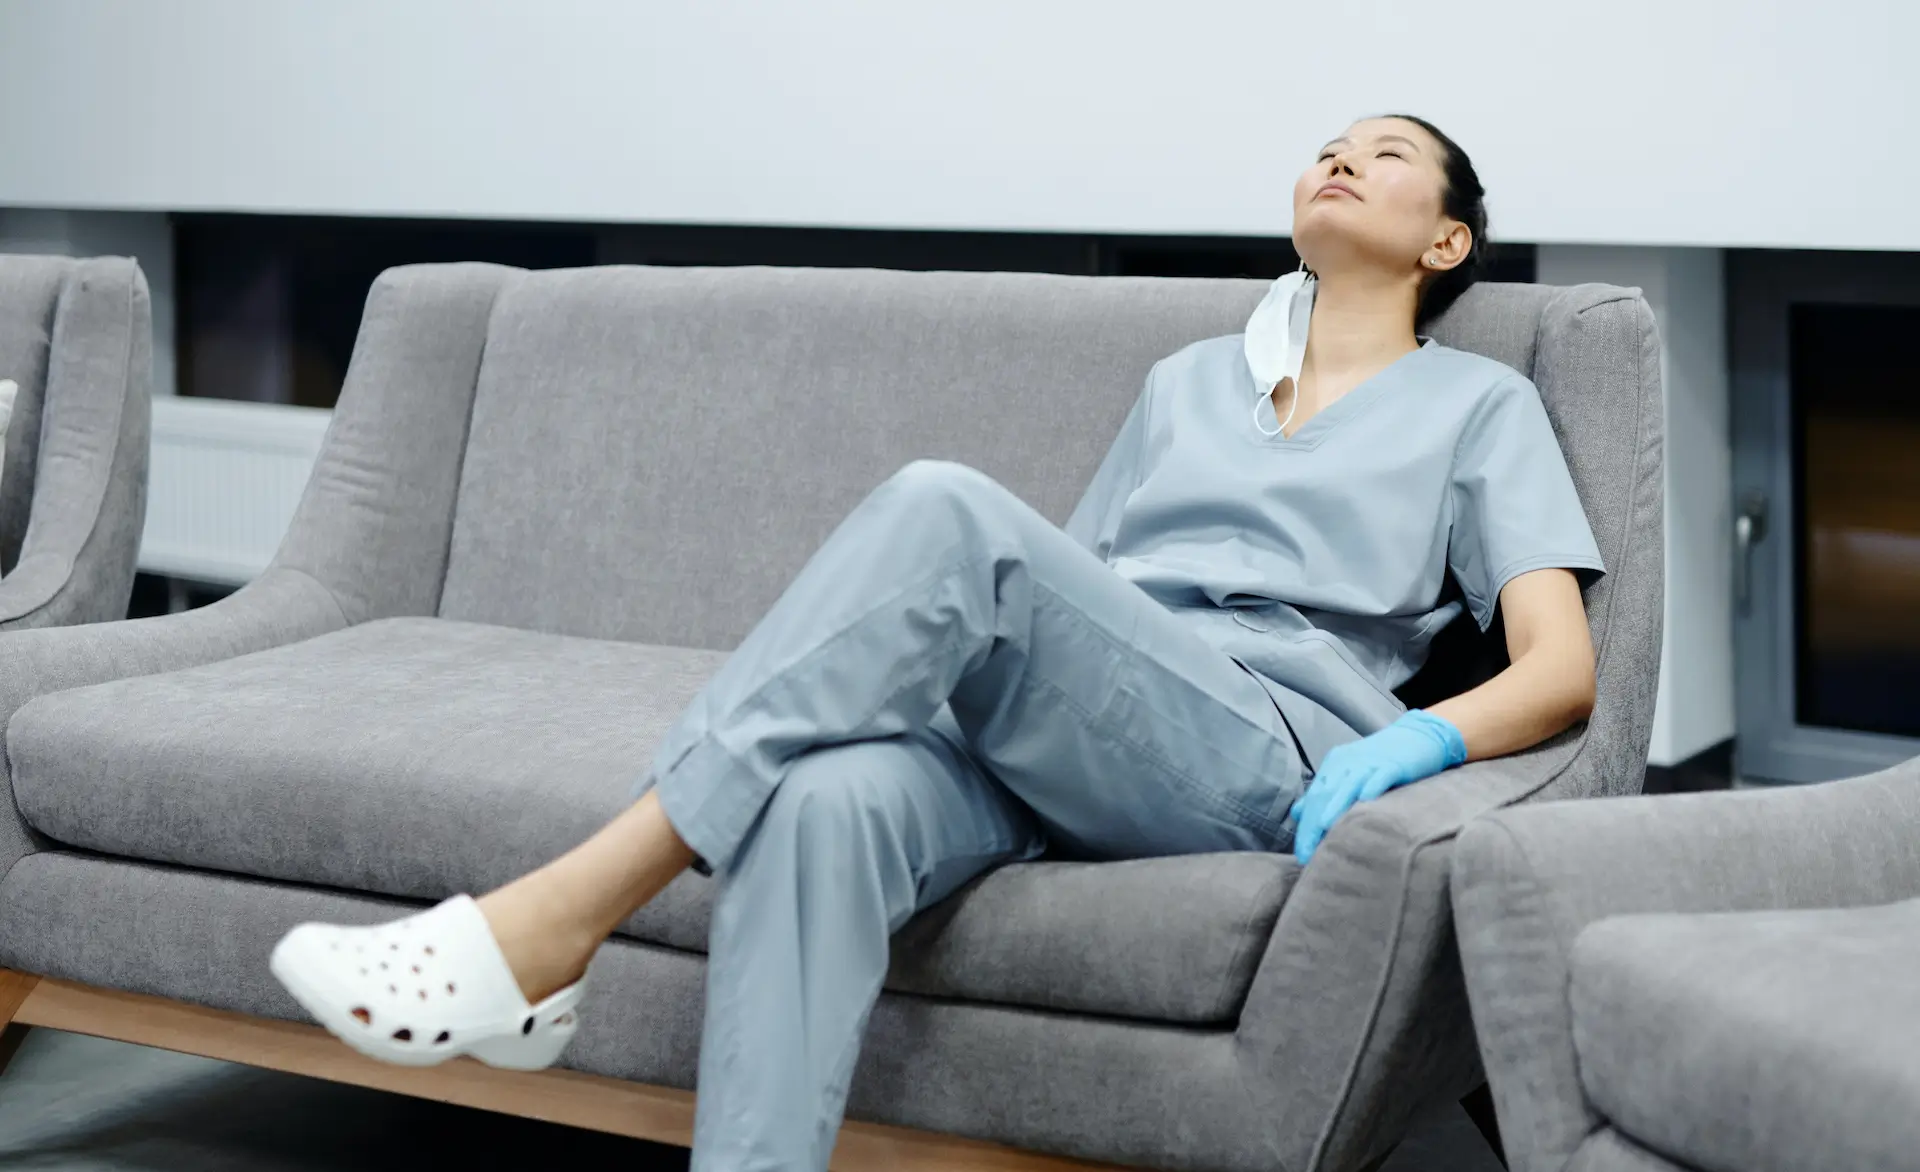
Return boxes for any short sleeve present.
[1063,363,1155,561]
[1448,375,1606,629]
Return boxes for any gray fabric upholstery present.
[1565,1130,1693,1172]
[438,266,1274,646]
[0,257,63,567]
[11,616,1294,1026]
[1571,900,1920,1172]
[0,853,1283,1172]
[0,254,151,630]
[0,267,1664,1171]
[1452,758,1920,1172]
[0,266,503,893]
[271,262,510,624]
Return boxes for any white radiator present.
[139,397,333,586]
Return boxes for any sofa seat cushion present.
[1570,899,1920,1172]
[10,617,1297,1025]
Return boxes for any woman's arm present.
[1427,567,1596,760]
[1288,567,1597,862]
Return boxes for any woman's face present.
[1291,117,1466,279]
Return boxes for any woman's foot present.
[269,790,696,1071]
[269,895,586,1071]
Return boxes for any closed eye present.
[1379,149,1405,160]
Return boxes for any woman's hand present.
[1291,567,1596,864]
[1289,710,1465,862]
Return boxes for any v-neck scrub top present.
[1064,334,1605,763]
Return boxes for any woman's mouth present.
[1315,181,1360,200]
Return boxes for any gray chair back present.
[0,255,151,628]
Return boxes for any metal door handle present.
[1735,492,1769,613]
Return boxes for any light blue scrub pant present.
[641,460,1304,1172]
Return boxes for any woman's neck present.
[1301,270,1421,381]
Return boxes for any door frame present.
[1729,249,1920,784]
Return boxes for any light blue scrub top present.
[1065,335,1605,764]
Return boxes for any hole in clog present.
[379,962,388,971]
[350,1007,371,1026]
[446,982,457,995]
[553,1012,575,1026]
[410,965,421,975]
[359,968,368,977]
[392,1028,412,1042]
[388,985,397,994]
[434,1031,451,1045]
[418,989,428,1001]
[521,1015,534,1036]
[424,946,436,957]
[390,943,400,951]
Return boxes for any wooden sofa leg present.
[0,970,40,1078]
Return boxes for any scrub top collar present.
[1253,336,1438,447]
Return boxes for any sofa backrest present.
[436,266,1270,647]
[411,265,1661,782]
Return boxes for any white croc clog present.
[270,895,584,1071]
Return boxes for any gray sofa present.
[1453,759,1920,1172]
[0,264,1661,1172]
[0,254,150,630]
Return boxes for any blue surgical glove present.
[1289,709,1467,864]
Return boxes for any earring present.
[1425,256,1438,267]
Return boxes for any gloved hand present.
[1289,709,1467,864]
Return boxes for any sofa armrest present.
[1450,758,1920,1172]
[0,566,349,879]
[1231,739,1587,1172]
[0,257,151,631]
[0,552,99,630]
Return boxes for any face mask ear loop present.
[1253,379,1299,438]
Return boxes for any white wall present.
[0,209,175,398]
[1538,245,1734,767]
[1,0,1914,250]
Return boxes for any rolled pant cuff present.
[651,734,775,877]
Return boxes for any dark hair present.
[1383,113,1489,324]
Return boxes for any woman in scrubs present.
[271,114,1603,1167]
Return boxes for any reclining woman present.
[272,114,1603,1170]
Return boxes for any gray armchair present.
[0,254,151,630]
[0,265,1660,1172]
[1452,760,1920,1172]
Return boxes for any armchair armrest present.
[0,256,151,631]
[0,566,349,879]
[1450,758,1920,1172]
[1232,737,1585,1172]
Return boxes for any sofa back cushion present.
[438,265,1267,647]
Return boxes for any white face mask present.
[1243,270,1316,438]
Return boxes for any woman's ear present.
[1423,221,1473,273]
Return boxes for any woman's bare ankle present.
[473,793,697,1002]
[475,883,599,1003]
